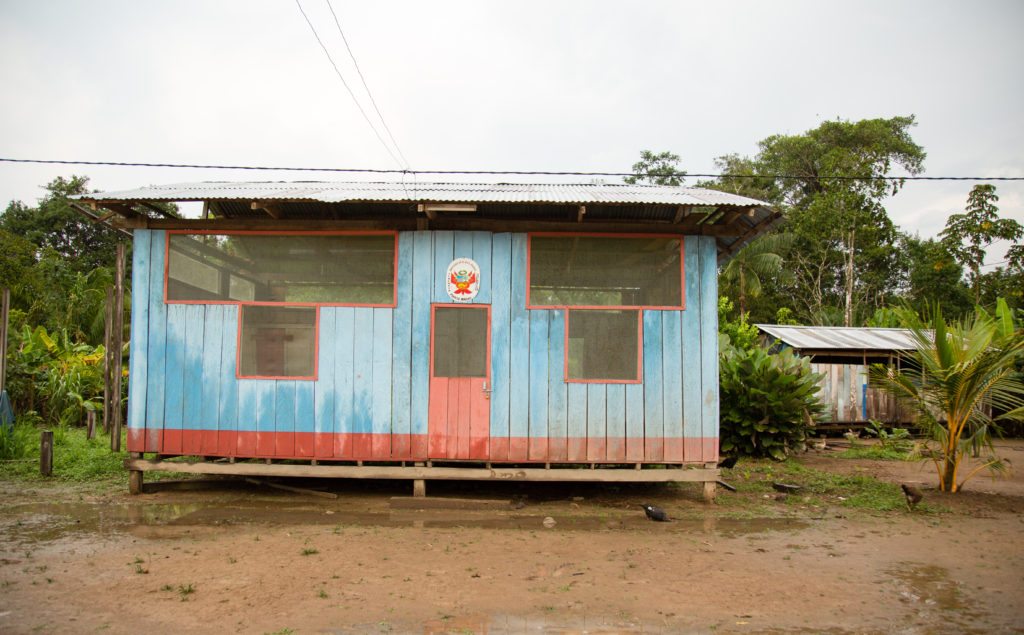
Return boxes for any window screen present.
[167,233,395,304]
[238,306,317,378]
[433,307,488,378]
[566,310,640,381]
[529,235,682,307]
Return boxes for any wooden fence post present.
[40,430,53,476]
[103,287,114,434]
[0,288,9,396]
[111,243,125,452]
[86,410,96,440]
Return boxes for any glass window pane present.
[238,306,316,378]
[433,307,488,378]
[530,236,682,307]
[167,233,395,304]
[567,310,639,381]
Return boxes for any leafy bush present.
[6,325,111,427]
[719,336,825,460]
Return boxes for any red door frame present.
[428,303,491,460]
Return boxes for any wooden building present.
[756,324,918,430]
[74,182,779,497]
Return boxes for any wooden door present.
[428,304,491,459]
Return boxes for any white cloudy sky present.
[1,0,1021,261]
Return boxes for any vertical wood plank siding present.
[127,230,720,463]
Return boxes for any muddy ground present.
[1,443,1023,634]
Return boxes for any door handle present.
[482,381,493,399]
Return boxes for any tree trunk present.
[941,455,958,492]
[738,269,747,316]
[844,228,855,327]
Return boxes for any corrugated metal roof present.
[755,324,920,352]
[75,180,769,207]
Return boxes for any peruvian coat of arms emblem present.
[445,258,480,302]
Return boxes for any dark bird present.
[718,456,739,470]
[901,484,924,511]
[640,504,670,522]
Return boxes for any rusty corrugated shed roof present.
[76,180,769,207]
[756,324,920,352]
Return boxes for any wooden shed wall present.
[126,229,720,464]
[812,362,915,425]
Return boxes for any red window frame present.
[563,309,643,384]
[526,232,686,310]
[236,304,320,381]
[163,230,399,308]
[429,303,492,380]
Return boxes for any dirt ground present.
[2,443,1023,634]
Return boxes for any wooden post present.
[702,462,717,502]
[103,287,114,434]
[0,288,9,396]
[413,462,426,497]
[128,452,143,494]
[40,430,53,476]
[111,244,125,452]
[86,411,96,440]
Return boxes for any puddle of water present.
[0,501,808,546]
[885,561,987,633]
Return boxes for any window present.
[566,310,641,382]
[432,306,489,378]
[237,305,317,379]
[167,232,396,305]
[528,234,683,308]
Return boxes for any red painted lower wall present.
[128,429,718,464]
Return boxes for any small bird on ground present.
[901,484,924,511]
[640,504,671,522]
[718,456,738,470]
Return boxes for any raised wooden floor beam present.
[125,458,720,483]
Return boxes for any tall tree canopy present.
[624,150,686,186]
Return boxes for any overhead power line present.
[325,0,409,169]
[2,157,1024,182]
[294,0,406,169]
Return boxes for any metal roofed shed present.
[755,324,919,429]
[71,180,781,263]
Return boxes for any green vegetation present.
[719,333,825,460]
[724,459,910,512]
[838,421,917,461]
[870,302,1024,492]
[0,420,126,484]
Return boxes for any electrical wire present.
[294,0,405,169]
[325,0,409,169]
[1,157,1023,182]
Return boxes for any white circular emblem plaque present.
[445,257,481,302]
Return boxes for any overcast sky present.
[1,0,1021,262]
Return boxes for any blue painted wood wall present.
[127,229,721,463]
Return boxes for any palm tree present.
[721,233,795,316]
[870,301,1024,492]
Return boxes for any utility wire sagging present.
[1,157,1022,182]
[294,0,408,170]
[325,0,409,169]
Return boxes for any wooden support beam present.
[718,210,783,261]
[103,287,114,434]
[68,203,133,237]
[111,244,125,452]
[672,206,687,224]
[125,457,721,483]
[100,202,144,219]
[137,201,178,219]
[576,205,586,223]
[251,201,282,219]
[416,203,437,220]
[0,288,8,395]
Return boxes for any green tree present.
[757,116,925,326]
[940,184,1023,303]
[624,150,686,186]
[720,233,795,317]
[870,301,1024,492]
[900,234,973,318]
[0,176,121,273]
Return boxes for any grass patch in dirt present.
[0,421,127,484]
[720,458,909,513]
[837,445,915,461]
